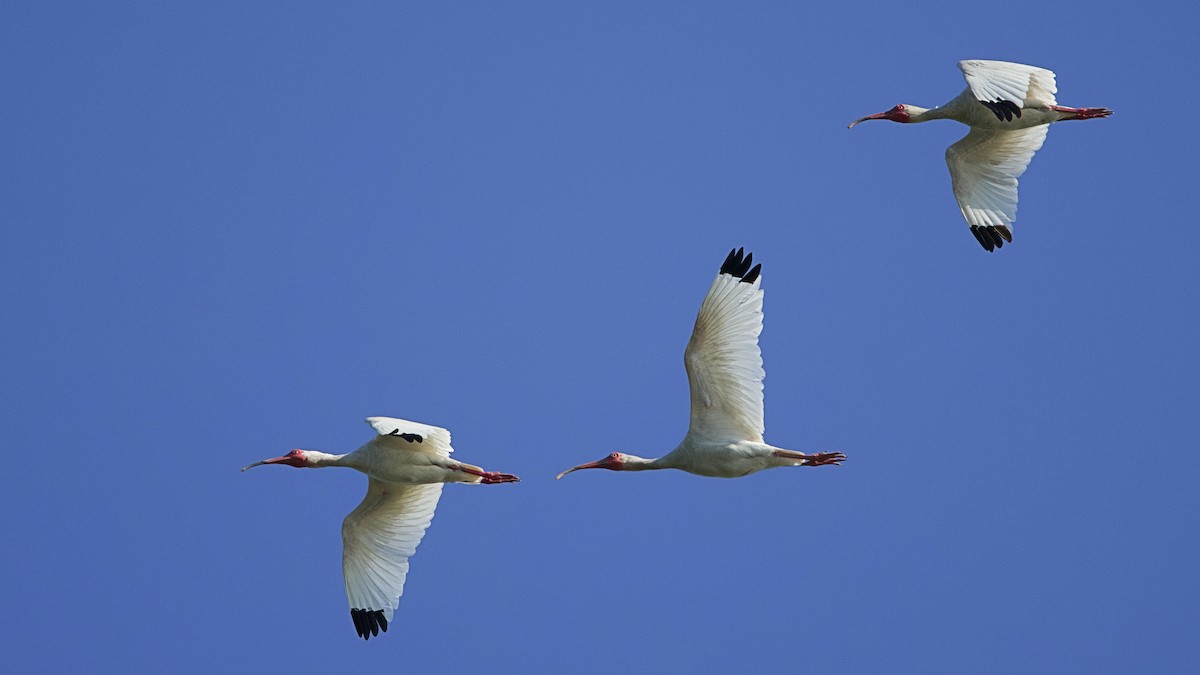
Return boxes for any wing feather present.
[946,125,1050,237]
[959,60,1058,110]
[684,249,765,443]
[342,480,443,631]
[366,417,453,457]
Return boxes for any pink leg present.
[772,450,846,467]
[455,464,521,483]
[1049,105,1113,120]
[480,471,520,484]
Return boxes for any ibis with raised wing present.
[556,248,845,480]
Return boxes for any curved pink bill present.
[554,458,607,480]
[240,455,289,472]
[847,111,890,128]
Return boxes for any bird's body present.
[322,421,492,484]
[242,416,518,640]
[849,59,1112,251]
[556,248,845,481]
[637,440,816,479]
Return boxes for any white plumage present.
[849,59,1112,251]
[959,60,1058,111]
[946,125,1050,232]
[685,263,766,443]
[242,416,518,640]
[556,248,845,480]
[342,481,442,627]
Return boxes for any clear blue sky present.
[3,2,1197,672]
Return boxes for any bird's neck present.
[623,455,667,472]
[905,105,942,123]
[304,451,352,468]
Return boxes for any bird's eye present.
[609,453,620,459]
[896,104,905,110]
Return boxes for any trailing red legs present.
[772,449,847,467]
[1049,105,1113,120]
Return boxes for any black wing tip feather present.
[970,225,1012,252]
[980,99,1023,122]
[719,247,761,284]
[388,431,423,443]
[351,609,388,641]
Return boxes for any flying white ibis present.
[848,59,1112,251]
[556,248,845,480]
[242,417,519,640]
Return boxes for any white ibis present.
[556,248,845,480]
[848,60,1112,251]
[242,417,519,640]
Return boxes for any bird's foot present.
[802,451,846,467]
[1049,105,1113,120]
[480,471,520,484]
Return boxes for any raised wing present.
[684,248,765,443]
[366,416,453,457]
[342,480,444,640]
[946,125,1050,251]
[958,60,1058,121]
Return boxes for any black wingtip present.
[970,226,992,251]
[986,226,1004,249]
[719,247,761,283]
[980,99,1022,122]
[970,225,1011,252]
[351,609,389,641]
[719,247,743,276]
[388,431,423,443]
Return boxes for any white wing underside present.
[946,125,1049,229]
[366,416,453,457]
[684,272,766,443]
[342,480,443,621]
[958,60,1058,108]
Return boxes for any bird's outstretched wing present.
[945,125,1050,251]
[342,480,444,640]
[683,248,766,443]
[958,60,1058,121]
[366,417,453,457]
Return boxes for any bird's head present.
[241,449,312,471]
[848,104,914,128]
[555,452,632,480]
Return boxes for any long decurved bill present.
[555,459,606,480]
[240,455,289,472]
[847,111,890,128]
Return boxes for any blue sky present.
[3,2,1197,672]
